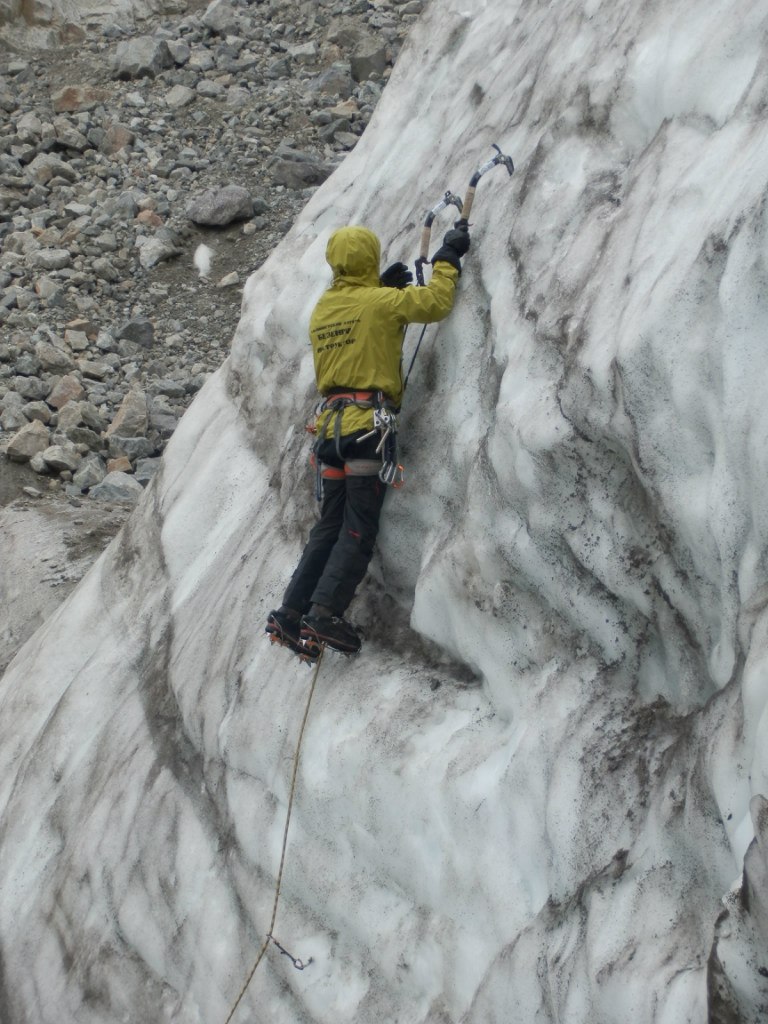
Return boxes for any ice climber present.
[266,221,470,658]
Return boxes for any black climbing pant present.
[282,432,387,617]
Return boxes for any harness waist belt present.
[323,390,376,405]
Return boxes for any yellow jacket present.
[311,226,459,437]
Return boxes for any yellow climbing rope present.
[223,646,325,1024]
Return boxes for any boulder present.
[105,390,148,439]
[136,236,178,269]
[165,85,196,109]
[26,153,78,184]
[56,401,87,432]
[6,419,50,463]
[40,444,81,473]
[21,401,51,424]
[117,318,155,348]
[185,184,254,226]
[135,457,162,486]
[201,0,240,35]
[12,375,49,401]
[350,41,388,82]
[72,453,107,490]
[107,436,154,462]
[28,249,72,271]
[47,374,85,410]
[89,471,144,504]
[112,37,174,80]
[269,148,334,189]
[36,338,75,373]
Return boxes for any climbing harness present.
[310,389,403,497]
[223,647,325,1024]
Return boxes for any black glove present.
[380,261,413,289]
[431,221,470,273]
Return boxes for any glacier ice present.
[2,0,768,1021]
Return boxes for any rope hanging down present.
[223,647,325,1024]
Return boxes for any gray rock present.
[14,352,41,376]
[167,40,191,65]
[148,411,178,438]
[21,400,51,423]
[34,276,64,302]
[188,49,216,73]
[36,338,75,372]
[311,64,355,99]
[92,258,121,282]
[41,443,81,472]
[28,249,72,271]
[88,470,144,504]
[185,184,254,226]
[26,153,78,184]
[12,375,49,401]
[16,112,42,139]
[350,42,388,82]
[100,124,136,155]
[77,359,112,381]
[334,130,359,149]
[153,378,186,399]
[165,84,196,109]
[29,451,50,474]
[113,37,174,80]
[134,457,162,485]
[269,148,334,189]
[80,402,107,433]
[47,374,85,410]
[57,401,87,432]
[72,452,107,490]
[196,80,225,98]
[136,236,178,269]
[117,318,155,348]
[225,86,251,109]
[201,0,240,35]
[267,57,291,80]
[65,425,102,451]
[106,389,149,438]
[287,41,318,65]
[107,435,155,462]
[54,122,89,152]
[0,402,27,431]
[6,419,50,462]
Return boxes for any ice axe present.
[414,190,464,286]
[458,143,515,223]
[403,147,514,390]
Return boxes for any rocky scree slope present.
[0,0,417,508]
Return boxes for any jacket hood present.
[326,226,381,286]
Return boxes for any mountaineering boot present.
[300,613,362,655]
[265,608,305,656]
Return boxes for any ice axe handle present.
[418,224,432,263]
[459,187,476,223]
[460,146,514,221]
